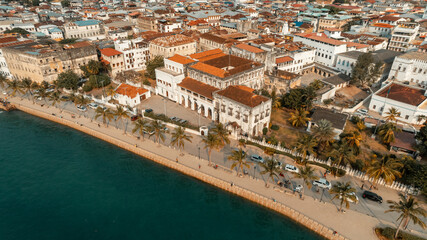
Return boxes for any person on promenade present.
[176,158,178,163]
[361,184,364,190]
[198,164,201,169]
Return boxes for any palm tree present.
[294,134,317,162]
[288,108,311,127]
[342,130,362,155]
[259,158,282,187]
[150,120,166,144]
[228,148,251,176]
[171,126,193,154]
[132,118,149,140]
[366,154,403,187]
[385,107,401,123]
[73,95,90,108]
[356,119,366,131]
[311,119,335,152]
[378,123,401,144]
[238,139,246,149]
[329,142,355,169]
[329,181,357,212]
[36,87,51,105]
[95,106,114,126]
[20,78,34,99]
[202,133,219,165]
[0,73,7,90]
[271,88,281,109]
[106,85,116,99]
[7,80,24,96]
[48,91,62,108]
[113,106,129,133]
[385,193,426,239]
[293,166,318,196]
[211,123,230,148]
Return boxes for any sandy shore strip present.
[8,98,412,240]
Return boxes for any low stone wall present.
[15,104,348,240]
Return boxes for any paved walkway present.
[6,96,427,240]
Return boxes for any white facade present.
[276,49,316,74]
[114,38,149,71]
[388,22,419,52]
[159,22,182,33]
[63,20,105,40]
[293,33,347,68]
[369,83,427,124]
[388,52,427,87]
[155,58,186,102]
[335,54,357,76]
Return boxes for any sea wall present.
[14,104,348,240]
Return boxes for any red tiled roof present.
[295,32,346,46]
[377,83,427,106]
[372,23,394,28]
[177,77,219,99]
[276,56,294,64]
[346,42,369,49]
[115,83,148,99]
[379,15,401,22]
[190,62,226,78]
[234,43,264,53]
[100,48,122,57]
[215,85,270,108]
[189,48,223,60]
[0,37,17,43]
[168,54,196,65]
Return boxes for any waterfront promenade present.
[6,97,427,240]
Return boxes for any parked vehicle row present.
[170,116,188,124]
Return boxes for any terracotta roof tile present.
[190,62,226,78]
[215,85,269,108]
[178,77,219,99]
[189,48,223,59]
[150,34,195,47]
[100,48,122,57]
[295,33,346,46]
[168,54,196,65]
[377,83,427,106]
[115,83,148,99]
[234,43,264,53]
[276,56,293,64]
[372,23,394,28]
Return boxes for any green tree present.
[7,80,24,96]
[61,0,70,7]
[132,119,150,140]
[293,166,318,196]
[211,123,230,148]
[329,142,355,168]
[202,133,220,165]
[59,38,77,44]
[48,91,62,108]
[281,87,315,110]
[35,87,50,104]
[288,108,311,128]
[4,28,29,36]
[20,78,34,100]
[259,158,282,187]
[294,134,317,162]
[311,119,335,152]
[385,107,401,123]
[228,148,251,176]
[113,106,129,133]
[145,55,164,79]
[80,60,102,77]
[415,122,427,156]
[351,53,383,87]
[366,154,403,187]
[150,120,166,144]
[329,181,357,212]
[171,126,193,154]
[271,88,281,109]
[95,106,114,126]
[378,123,401,144]
[385,193,426,239]
[56,70,79,90]
[0,73,7,89]
[341,130,362,155]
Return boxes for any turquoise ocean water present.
[0,111,322,240]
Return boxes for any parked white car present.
[88,103,98,109]
[284,164,299,173]
[77,105,87,112]
[356,109,368,115]
[313,178,332,189]
[250,154,264,163]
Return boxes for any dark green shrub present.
[262,127,268,135]
[271,125,279,131]
[376,227,425,240]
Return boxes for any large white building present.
[114,38,149,71]
[63,19,105,40]
[369,82,427,124]
[293,32,347,68]
[388,51,427,88]
[388,22,419,52]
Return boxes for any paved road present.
[6,91,427,236]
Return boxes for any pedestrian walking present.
[361,184,364,190]
[176,158,178,163]
[369,185,373,190]
[198,164,201,169]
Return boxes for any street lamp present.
[320,188,325,202]
[198,146,200,160]
[253,165,256,178]
[162,98,167,116]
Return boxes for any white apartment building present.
[100,48,125,78]
[38,25,64,40]
[158,21,182,33]
[275,48,316,74]
[114,83,151,108]
[293,32,347,68]
[63,19,105,40]
[388,51,427,87]
[155,54,195,102]
[0,38,33,79]
[213,85,271,136]
[368,23,394,38]
[369,82,427,124]
[388,22,419,52]
[114,38,149,71]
